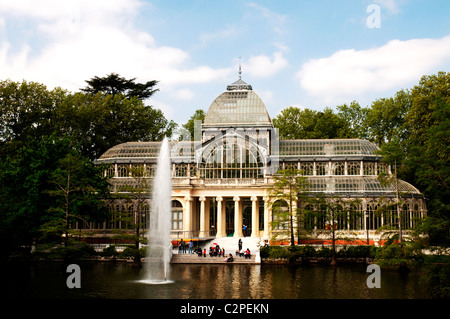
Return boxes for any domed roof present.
[203,69,272,127]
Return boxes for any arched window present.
[333,162,345,175]
[199,136,265,179]
[172,200,183,230]
[316,162,327,175]
[175,164,188,177]
[349,203,362,230]
[401,203,410,230]
[367,203,381,230]
[348,161,360,175]
[117,165,129,178]
[106,165,115,178]
[363,162,376,175]
[300,162,314,175]
[272,200,289,230]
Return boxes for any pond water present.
[5,261,430,300]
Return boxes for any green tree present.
[365,89,411,146]
[0,80,67,147]
[179,109,205,141]
[404,72,450,245]
[0,135,109,257]
[268,168,309,246]
[306,194,361,265]
[273,106,352,139]
[58,92,176,160]
[47,150,110,247]
[336,101,370,139]
[81,72,159,100]
[116,165,151,262]
[377,72,449,245]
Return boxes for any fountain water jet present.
[140,137,173,284]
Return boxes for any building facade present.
[93,75,426,245]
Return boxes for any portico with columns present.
[171,190,271,240]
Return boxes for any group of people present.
[194,246,233,262]
[209,244,225,257]
[236,238,251,259]
[177,239,195,254]
[236,248,252,259]
[177,238,257,262]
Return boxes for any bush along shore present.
[259,244,450,267]
[260,245,378,265]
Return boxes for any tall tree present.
[180,109,205,141]
[0,135,109,256]
[306,194,361,265]
[81,73,159,100]
[0,80,67,146]
[404,72,449,244]
[336,101,370,140]
[58,92,176,160]
[116,165,151,263]
[47,150,110,247]
[365,89,411,146]
[273,106,352,139]
[268,168,309,246]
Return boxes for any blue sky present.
[0,0,449,127]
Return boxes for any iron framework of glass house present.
[91,74,426,244]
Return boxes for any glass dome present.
[203,79,272,127]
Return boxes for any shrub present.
[101,245,119,257]
[121,246,139,258]
[317,246,332,258]
[48,242,97,259]
[423,264,450,299]
[375,242,424,267]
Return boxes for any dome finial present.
[238,57,242,80]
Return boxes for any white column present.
[216,196,225,237]
[183,196,192,238]
[263,196,271,238]
[199,196,206,238]
[234,196,243,237]
[251,195,259,238]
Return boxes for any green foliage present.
[375,241,425,268]
[268,169,309,246]
[273,106,353,140]
[422,264,450,299]
[35,241,97,260]
[180,109,205,141]
[0,75,177,258]
[336,245,378,258]
[101,245,119,257]
[81,72,159,100]
[260,245,378,261]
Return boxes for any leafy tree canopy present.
[81,72,159,100]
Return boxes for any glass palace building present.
[93,74,426,245]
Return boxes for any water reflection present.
[6,262,429,299]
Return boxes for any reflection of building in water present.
[90,72,426,245]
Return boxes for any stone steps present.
[171,252,257,264]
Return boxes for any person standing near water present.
[238,238,242,251]
[188,240,194,254]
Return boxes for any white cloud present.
[296,36,450,104]
[0,0,231,92]
[245,51,288,77]
[175,88,195,101]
